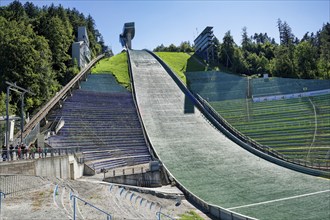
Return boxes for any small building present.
[72,26,91,68]
[194,26,216,64]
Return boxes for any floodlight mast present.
[5,81,35,160]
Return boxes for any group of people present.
[1,143,48,161]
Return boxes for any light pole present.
[20,91,27,144]
[5,86,9,158]
[5,82,34,161]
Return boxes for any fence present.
[70,193,112,220]
[103,165,148,178]
[1,146,81,163]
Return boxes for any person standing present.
[17,145,21,160]
[9,144,14,161]
[1,145,6,161]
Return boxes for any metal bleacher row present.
[46,74,152,173]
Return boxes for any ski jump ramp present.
[128,50,330,220]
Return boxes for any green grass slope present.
[91,52,130,90]
[155,52,207,85]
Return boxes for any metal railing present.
[0,146,81,162]
[70,193,112,220]
[103,165,147,178]
[156,211,175,220]
[0,191,5,218]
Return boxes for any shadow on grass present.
[186,54,207,72]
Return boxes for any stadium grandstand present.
[186,71,330,169]
[46,73,153,174]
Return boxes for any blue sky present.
[2,0,330,54]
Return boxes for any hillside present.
[155,52,207,84]
[91,52,130,90]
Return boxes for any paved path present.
[129,50,330,220]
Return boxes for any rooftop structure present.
[194,26,216,63]
[119,22,135,50]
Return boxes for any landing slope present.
[129,50,330,220]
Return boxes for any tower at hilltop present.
[72,26,91,68]
[194,26,217,64]
[119,22,135,50]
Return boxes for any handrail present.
[0,191,5,218]
[70,193,111,220]
[156,211,175,220]
[53,185,58,206]
[19,54,105,141]
[54,116,64,134]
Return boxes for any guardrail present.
[17,54,104,143]
[0,191,5,218]
[1,146,81,162]
[70,193,112,220]
[156,211,175,220]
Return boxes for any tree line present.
[0,1,107,116]
[155,20,330,80]
[154,41,195,53]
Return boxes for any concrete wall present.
[0,160,35,175]
[0,155,84,180]
[69,155,84,179]
[104,171,161,187]
[35,156,69,179]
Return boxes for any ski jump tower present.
[119,22,135,50]
[72,26,91,68]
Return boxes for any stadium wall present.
[0,155,84,179]
[252,89,330,102]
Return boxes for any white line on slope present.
[227,189,330,210]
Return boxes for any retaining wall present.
[104,171,161,187]
[0,155,83,179]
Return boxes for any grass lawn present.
[91,52,130,90]
[155,52,207,85]
[179,211,204,220]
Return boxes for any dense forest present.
[154,20,330,80]
[0,1,107,116]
